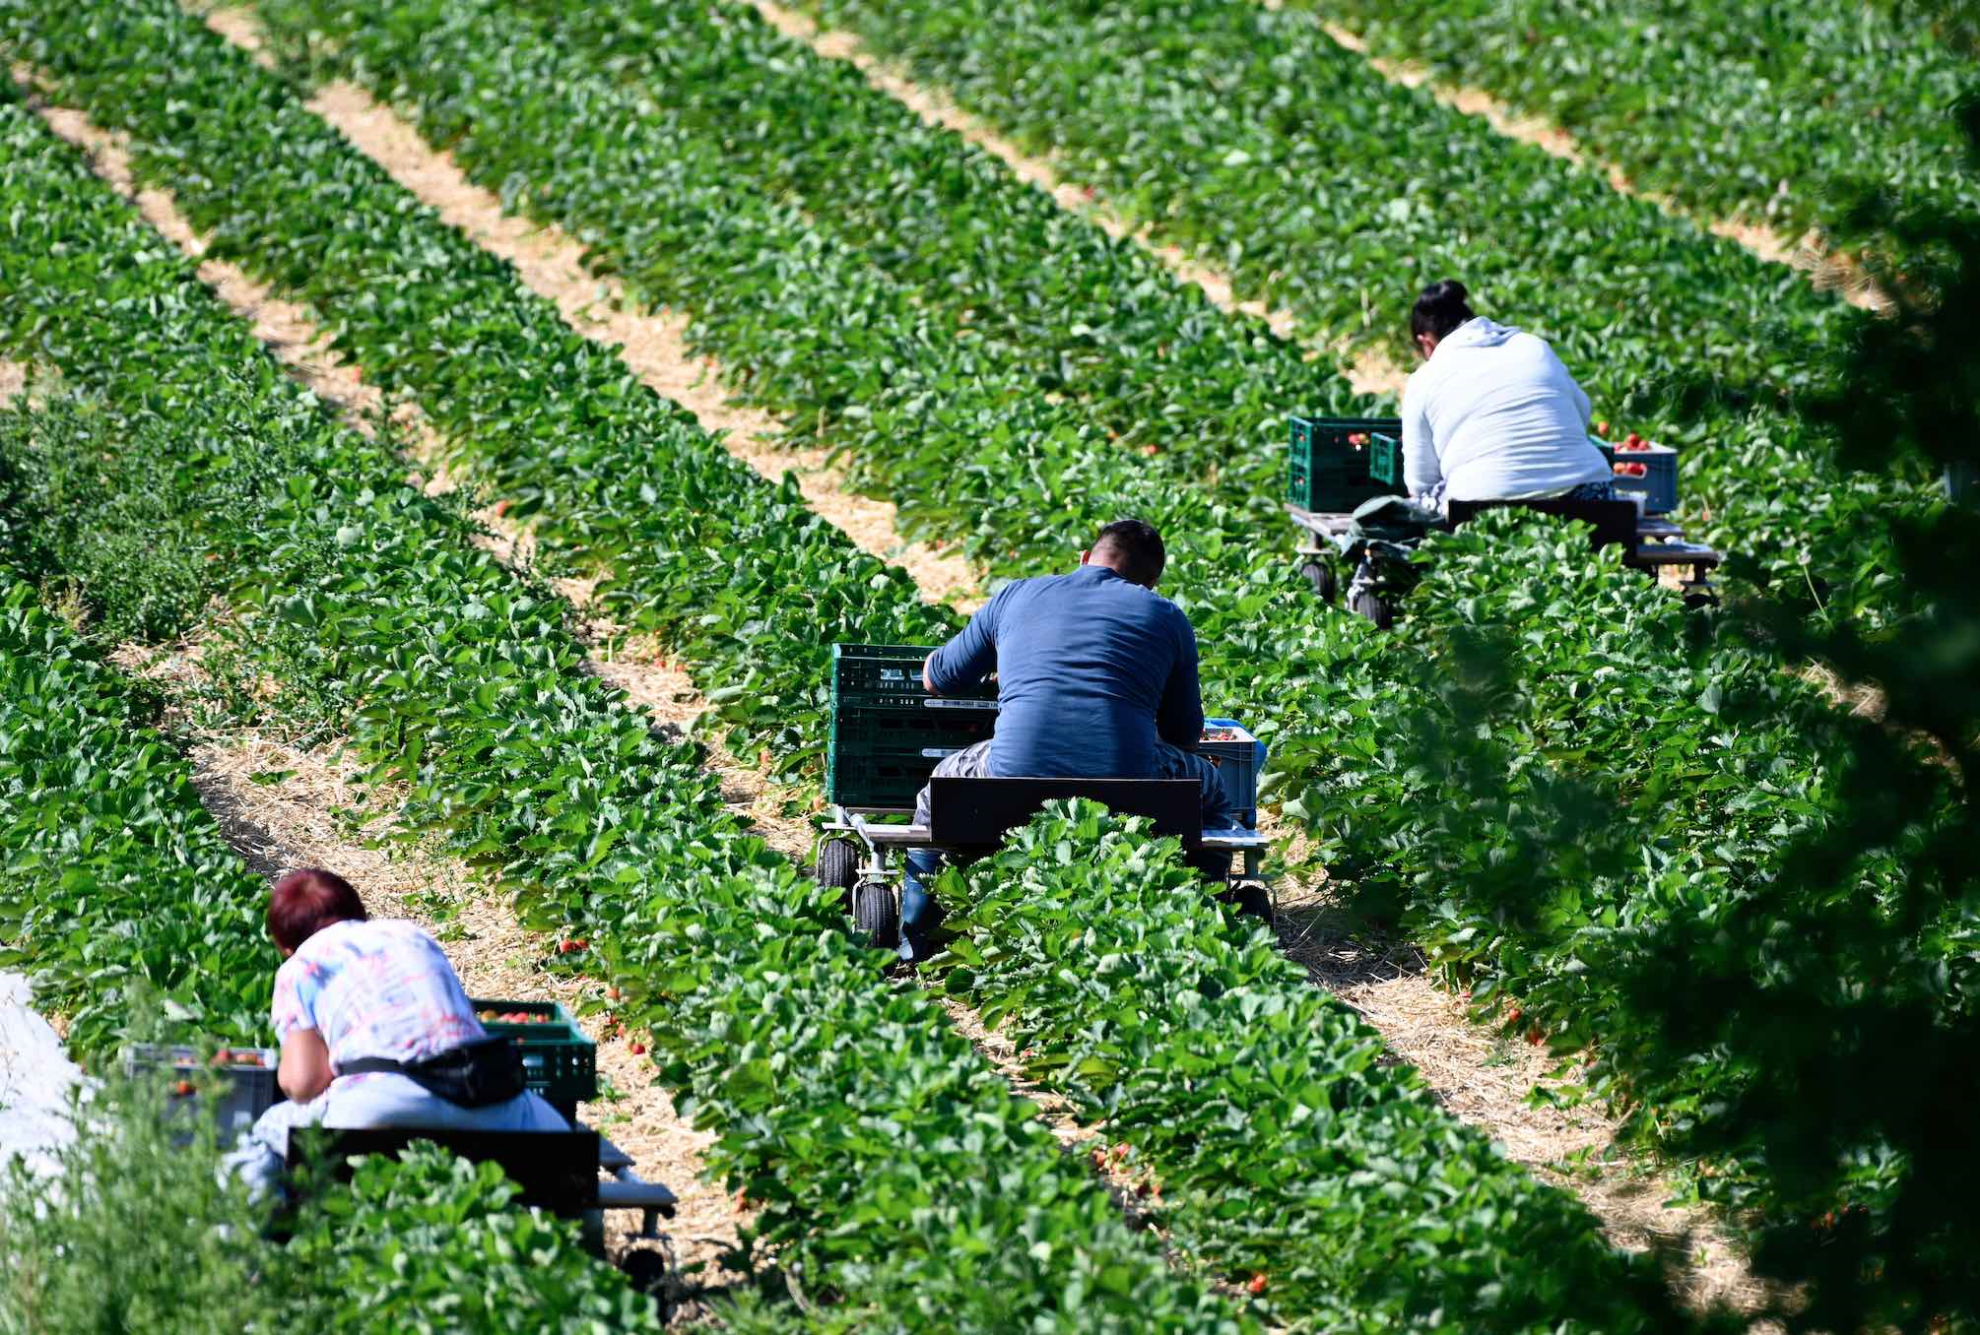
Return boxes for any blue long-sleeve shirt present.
[925,564,1204,779]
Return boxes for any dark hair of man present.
[1090,519,1166,588]
[267,868,369,954]
[1410,279,1476,342]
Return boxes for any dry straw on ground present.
[0,359,25,409]
[1273,865,1769,1316]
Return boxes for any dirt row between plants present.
[22,87,759,1314]
[745,0,1411,399]
[1274,877,1768,1316]
[193,5,1774,1307]
[1305,14,1887,314]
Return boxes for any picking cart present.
[1286,415,1724,626]
[130,1012,680,1263]
[817,645,1272,944]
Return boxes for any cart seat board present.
[929,777,1201,846]
[287,1126,601,1215]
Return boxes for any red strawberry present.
[628,1041,646,1056]
[1506,1007,1523,1028]
[1594,420,1609,437]
[1247,1274,1268,1295]
[1527,1028,1545,1046]
[172,1080,195,1097]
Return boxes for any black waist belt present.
[337,1035,526,1109]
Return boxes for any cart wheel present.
[815,837,860,911]
[1350,590,1394,629]
[851,879,899,947]
[622,1246,669,1296]
[1216,881,1275,925]
[1681,578,1720,611]
[1298,560,1338,602]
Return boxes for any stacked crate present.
[829,644,999,810]
[1287,416,1405,511]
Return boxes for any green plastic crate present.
[471,998,595,1110]
[1368,431,1404,488]
[830,645,997,809]
[1287,415,1403,511]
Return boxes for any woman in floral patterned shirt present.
[225,869,564,1195]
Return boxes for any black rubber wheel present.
[1216,882,1275,925]
[816,838,860,912]
[851,879,899,947]
[1298,559,1338,603]
[1350,590,1394,629]
[622,1247,668,1294]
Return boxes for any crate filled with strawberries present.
[1598,428,1679,514]
[472,998,597,1113]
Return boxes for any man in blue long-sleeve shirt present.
[898,519,1232,960]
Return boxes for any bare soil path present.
[1274,872,1768,1317]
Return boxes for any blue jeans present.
[899,847,947,963]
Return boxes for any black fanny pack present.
[337,1035,527,1108]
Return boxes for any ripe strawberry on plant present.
[1247,1274,1268,1295]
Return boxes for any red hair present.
[267,868,368,953]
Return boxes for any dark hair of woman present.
[1410,279,1476,342]
[267,868,369,953]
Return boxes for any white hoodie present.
[1400,317,1612,503]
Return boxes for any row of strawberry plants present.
[0,12,1710,1323]
[0,92,1240,1331]
[1290,0,1979,248]
[3,0,959,781]
[255,0,1914,624]
[936,801,1708,1332]
[199,0,1923,1225]
[0,573,277,1057]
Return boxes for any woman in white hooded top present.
[1400,280,1613,511]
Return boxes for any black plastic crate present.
[1288,416,1404,512]
[125,1043,279,1140]
[1199,722,1262,829]
[828,746,977,811]
[1598,441,1679,514]
[471,998,596,1111]
[831,643,998,708]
